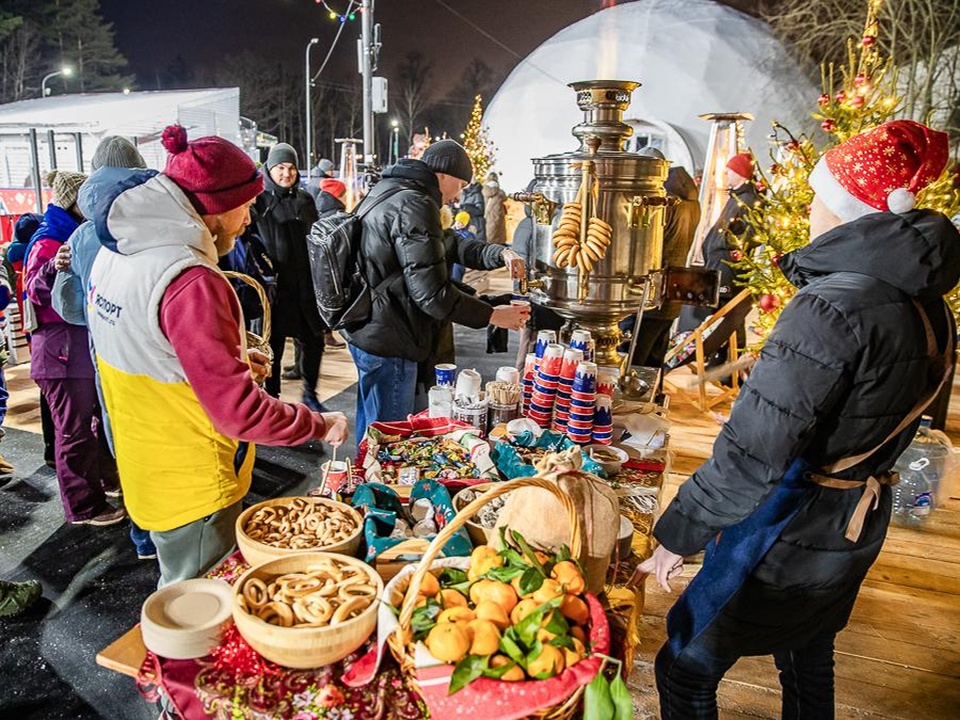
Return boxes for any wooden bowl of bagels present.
[232,551,382,668]
[236,496,364,566]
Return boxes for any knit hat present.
[92,136,146,171]
[14,213,42,244]
[316,158,335,176]
[726,153,755,181]
[319,178,346,199]
[45,170,87,210]
[454,210,471,227]
[808,120,949,221]
[421,140,473,183]
[266,143,298,170]
[161,125,263,215]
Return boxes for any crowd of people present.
[0,128,531,599]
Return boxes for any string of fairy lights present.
[316,0,361,23]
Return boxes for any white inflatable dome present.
[485,0,816,186]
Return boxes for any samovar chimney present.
[569,80,640,153]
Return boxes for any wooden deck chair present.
[662,289,754,412]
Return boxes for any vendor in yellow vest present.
[87,125,348,587]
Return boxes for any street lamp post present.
[41,66,73,98]
[304,38,320,186]
[390,119,400,165]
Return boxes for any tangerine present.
[475,600,511,630]
[438,606,475,624]
[439,588,469,609]
[559,594,590,625]
[526,644,565,678]
[466,619,501,656]
[550,561,586,594]
[532,578,564,605]
[425,623,470,663]
[510,598,540,625]
[490,654,525,682]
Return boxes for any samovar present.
[515,80,677,368]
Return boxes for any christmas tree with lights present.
[462,94,496,181]
[732,0,960,339]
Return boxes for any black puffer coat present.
[656,210,960,631]
[315,190,345,218]
[701,181,762,297]
[254,172,323,337]
[343,160,495,363]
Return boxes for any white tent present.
[0,88,242,188]
[485,0,817,186]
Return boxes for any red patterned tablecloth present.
[137,553,426,720]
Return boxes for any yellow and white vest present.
[88,177,254,532]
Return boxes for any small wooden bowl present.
[232,552,382,668]
[235,496,363,566]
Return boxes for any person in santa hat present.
[636,120,959,719]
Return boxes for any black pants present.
[656,585,838,720]
[265,332,323,399]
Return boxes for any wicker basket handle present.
[398,476,582,630]
[222,271,272,344]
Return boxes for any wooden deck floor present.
[627,367,960,718]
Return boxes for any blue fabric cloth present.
[348,344,417,444]
[353,480,472,563]
[666,457,813,657]
[130,522,157,558]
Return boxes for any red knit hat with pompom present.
[161,125,263,215]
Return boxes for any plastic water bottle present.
[892,458,935,526]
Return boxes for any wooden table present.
[96,625,147,679]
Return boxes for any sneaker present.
[325,331,346,349]
[282,368,302,380]
[138,551,158,561]
[301,395,328,413]
[0,579,42,617]
[104,487,123,499]
[283,363,297,372]
[71,506,127,526]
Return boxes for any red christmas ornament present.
[770,163,782,175]
[787,140,800,152]
[821,119,836,132]
[759,294,781,312]
[731,249,744,262]
[771,253,782,267]
[854,74,867,86]
[861,35,876,47]
[834,91,846,103]
[850,96,865,108]
[817,94,830,106]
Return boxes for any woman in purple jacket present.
[23,171,124,526]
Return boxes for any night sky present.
[99,0,604,94]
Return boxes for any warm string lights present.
[730,0,960,340]
[462,94,497,182]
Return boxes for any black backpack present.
[306,187,405,331]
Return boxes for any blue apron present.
[666,458,815,656]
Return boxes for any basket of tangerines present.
[385,476,610,720]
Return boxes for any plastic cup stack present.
[528,343,563,428]
[553,347,582,433]
[597,372,617,399]
[521,353,537,414]
[567,360,598,444]
[569,329,592,358]
[592,393,613,444]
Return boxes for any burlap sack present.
[494,447,619,594]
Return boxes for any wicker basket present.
[223,271,273,374]
[388,476,587,720]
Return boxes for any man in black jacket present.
[637,121,958,719]
[254,143,326,411]
[344,140,529,440]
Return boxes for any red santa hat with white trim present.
[808,119,949,222]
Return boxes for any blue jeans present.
[348,345,417,444]
[130,522,157,558]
